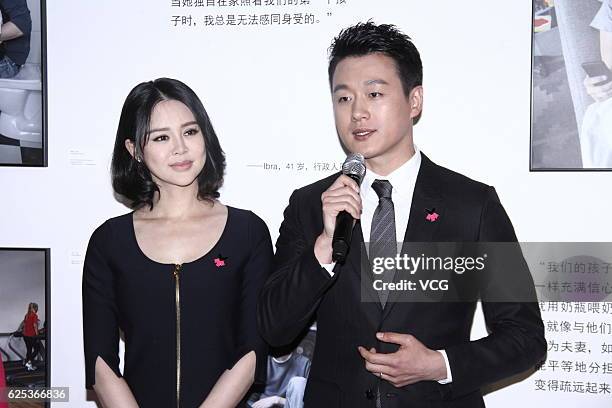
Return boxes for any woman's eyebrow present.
[149,121,198,133]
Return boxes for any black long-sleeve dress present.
[83,206,272,408]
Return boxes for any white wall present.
[0,0,611,406]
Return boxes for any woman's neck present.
[143,182,213,219]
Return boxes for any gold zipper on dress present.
[173,263,182,408]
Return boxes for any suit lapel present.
[381,154,445,322]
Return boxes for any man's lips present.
[352,128,376,140]
[170,160,193,170]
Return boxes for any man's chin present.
[356,149,379,161]
[342,142,375,156]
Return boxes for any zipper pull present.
[173,263,182,278]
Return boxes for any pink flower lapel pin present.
[425,208,439,222]
[214,255,228,268]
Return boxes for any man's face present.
[331,53,422,174]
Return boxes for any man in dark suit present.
[258,22,546,407]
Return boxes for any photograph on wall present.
[0,248,49,407]
[531,0,612,170]
[0,0,45,166]
[246,327,315,408]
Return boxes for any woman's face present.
[136,99,206,190]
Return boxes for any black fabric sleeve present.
[443,187,546,398]
[82,221,122,389]
[257,190,336,347]
[3,0,32,37]
[232,212,273,386]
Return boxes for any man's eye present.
[369,92,382,98]
[338,96,350,103]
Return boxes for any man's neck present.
[366,147,416,176]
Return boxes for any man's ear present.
[408,86,423,121]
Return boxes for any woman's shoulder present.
[226,205,269,233]
[88,212,134,246]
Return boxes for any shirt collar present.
[362,146,421,202]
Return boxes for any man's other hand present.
[358,332,447,387]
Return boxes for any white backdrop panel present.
[0,0,611,406]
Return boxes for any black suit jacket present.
[258,154,546,408]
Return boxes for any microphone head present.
[342,153,366,185]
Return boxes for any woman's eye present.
[152,135,169,142]
[185,128,199,136]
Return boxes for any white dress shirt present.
[360,146,421,244]
[321,147,453,384]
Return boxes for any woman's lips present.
[352,129,376,141]
[170,160,193,171]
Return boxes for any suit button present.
[386,392,397,398]
[365,389,375,400]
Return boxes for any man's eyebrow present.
[148,121,198,133]
[332,79,389,93]
[332,84,348,93]
[365,79,389,86]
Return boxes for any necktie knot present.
[372,179,393,200]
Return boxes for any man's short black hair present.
[328,21,423,123]
[111,78,225,210]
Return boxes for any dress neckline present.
[128,206,232,266]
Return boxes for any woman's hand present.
[93,358,139,408]
[199,351,256,408]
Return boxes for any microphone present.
[332,153,366,264]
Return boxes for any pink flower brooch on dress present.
[214,255,228,267]
[425,208,439,222]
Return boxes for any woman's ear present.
[125,139,140,162]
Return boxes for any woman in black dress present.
[83,78,272,408]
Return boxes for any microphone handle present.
[332,210,354,264]
[331,173,362,264]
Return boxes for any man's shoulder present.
[422,153,493,201]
